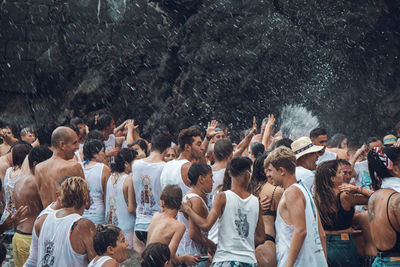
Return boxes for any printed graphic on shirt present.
[235,209,249,238]
[40,240,55,267]
[139,176,156,215]
[6,187,16,214]
[107,197,119,226]
[361,170,372,189]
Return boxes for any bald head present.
[51,127,76,148]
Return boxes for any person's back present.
[133,159,165,236]
[35,127,84,207]
[35,177,96,266]
[83,162,106,224]
[213,190,259,264]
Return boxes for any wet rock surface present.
[0,0,399,141]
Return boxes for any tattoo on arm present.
[368,194,377,221]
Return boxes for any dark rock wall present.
[0,0,399,142]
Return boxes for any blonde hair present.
[60,176,90,210]
[264,146,296,174]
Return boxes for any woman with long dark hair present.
[314,160,369,267]
[367,147,400,266]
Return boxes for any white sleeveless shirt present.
[160,159,190,195]
[37,211,88,266]
[207,168,225,210]
[0,167,20,223]
[105,174,136,233]
[24,204,57,267]
[132,159,165,231]
[212,190,259,264]
[275,183,327,267]
[83,162,105,225]
[104,134,116,163]
[88,256,113,267]
[177,193,209,264]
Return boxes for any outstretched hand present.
[126,119,139,131]
[206,120,218,139]
[266,114,275,129]
[249,116,257,135]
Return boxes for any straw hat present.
[291,137,324,160]
[383,134,397,146]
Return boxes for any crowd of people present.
[0,114,399,267]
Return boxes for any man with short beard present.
[265,147,327,267]
[35,127,84,207]
[160,128,204,195]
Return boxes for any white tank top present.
[83,162,105,225]
[275,183,327,267]
[207,168,225,210]
[75,150,82,164]
[88,256,113,267]
[132,159,165,231]
[212,190,258,264]
[0,167,20,223]
[177,193,209,261]
[37,211,88,266]
[160,159,190,195]
[24,204,57,267]
[208,193,219,244]
[104,134,116,163]
[105,174,136,233]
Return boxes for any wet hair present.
[327,133,347,148]
[188,163,211,186]
[51,127,73,148]
[178,128,202,152]
[60,176,90,210]
[273,138,293,149]
[368,147,400,190]
[97,114,113,131]
[264,146,296,174]
[216,122,227,132]
[87,130,105,142]
[228,157,252,178]
[310,128,327,139]
[3,124,19,139]
[0,242,6,264]
[58,176,72,188]
[314,160,340,227]
[151,132,172,153]
[160,185,182,210]
[36,122,58,147]
[70,117,84,126]
[68,124,80,137]
[251,142,265,159]
[20,127,35,137]
[141,242,170,267]
[83,139,104,161]
[133,139,148,156]
[12,143,32,167]
[248,154,268,195]
[111,148,137,173]
[337,159,351,166]
[93,224,122,255]
[28,145,53,170]
[214,139,233,161]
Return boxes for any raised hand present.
[206,120,218,139]
[266,114,275,129]
[249,116,257,135]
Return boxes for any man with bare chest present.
[12,146,53,267]
[35,127,84,207]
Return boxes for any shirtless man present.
[0,125,19,156]
[264,147,327,267]
[35,126,84,207]
[12,145,52,267]
[35,176,96,266]
[20,128,36,144]
[147,185,199,266]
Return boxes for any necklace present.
[112,173,122,185]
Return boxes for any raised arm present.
[181,191,226,231]
[233,117,257,157]
[285,187,307,267]
[261,114,275,150]
[201,120,218,156]
[125,120,139,148]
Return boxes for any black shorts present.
[135,230,148,243]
